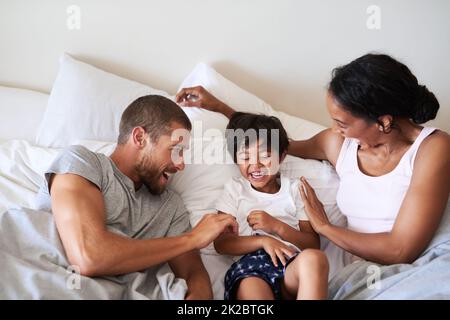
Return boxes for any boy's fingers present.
[282,247,296,258]
[276,249,287,266]
[270,252,278,267]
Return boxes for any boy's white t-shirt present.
[215,174,308,253]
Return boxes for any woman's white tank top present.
[335,127,436,233]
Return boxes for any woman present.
[176,53,450,296]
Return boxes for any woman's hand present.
[175,86,235,118]
[299,177,331,234]
[247,210,281,234]
[260,236,296,267]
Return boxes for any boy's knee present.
[297,249,329,271]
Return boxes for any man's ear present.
[131,127,147,148]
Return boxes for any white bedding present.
[0,137,346,299]
[0,59,346,299]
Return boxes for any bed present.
[1,54,449,299]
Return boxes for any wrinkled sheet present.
[0,207,187,299]
[2,139,449,299]
[0,140,187,299]
[329,199,450,299]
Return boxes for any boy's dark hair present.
[329,53,439,125]
[118,95,191,144]
[225,112,289,163]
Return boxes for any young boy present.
[214,112,329,300]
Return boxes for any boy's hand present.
[247,210,281,234]
[260,236,296,267]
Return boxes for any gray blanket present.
[0,208,187,299]
[2,202,450,299]
[329,199,450,299]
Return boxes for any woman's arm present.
[175,86,235,119]
[300,132,450,264]
[288,128,344,167]
[175,86,344,164]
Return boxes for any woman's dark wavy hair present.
[329,53,439,125]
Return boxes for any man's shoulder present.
[62,144,99,159]
[56,145,106,167]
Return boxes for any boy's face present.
[236,139,282,190]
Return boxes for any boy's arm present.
[215,212,298,266]
[213,210,260,255]
[274,220,320,250]
[247,210,320,250]
[214,233,264,256]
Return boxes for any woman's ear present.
[377,115,394,133]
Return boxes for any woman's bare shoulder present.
[419,130,450,156]
[415,129,450,169]
[320,128,345,166]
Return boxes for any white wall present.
[1,0,449,131]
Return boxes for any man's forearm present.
[74,231,197,277]
[184,268,213,300]
[169,250,213,300]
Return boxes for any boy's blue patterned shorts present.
[224,249,298,300]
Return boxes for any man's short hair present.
[118,95,191,144]
[225,112,289,163]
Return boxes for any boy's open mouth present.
[248,170,268,180]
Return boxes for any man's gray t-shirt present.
[36,145,191,239]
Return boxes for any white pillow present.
[179,63,325,138]
[0,86,49,143]
[170,63,344,257]
[35,53,171,148]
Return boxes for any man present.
[35,95,238,300]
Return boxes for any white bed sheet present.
[0,137,346,300]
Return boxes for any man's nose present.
[174,159,185,172]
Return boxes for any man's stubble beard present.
[135,153,165,195]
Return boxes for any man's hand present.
[247,210,281,235]
[260,236,296,267]
[175,86,235,119]
[188,213,238,249]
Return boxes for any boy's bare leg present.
[282,249,329,300]
[236,277,275,300]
